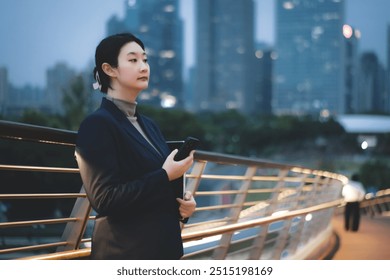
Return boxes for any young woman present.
[75,33,196,259]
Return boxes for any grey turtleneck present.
[105,96,161,155]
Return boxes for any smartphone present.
[174,136,200,161]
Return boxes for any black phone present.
[174,136,200,161]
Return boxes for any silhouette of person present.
[342,174,365,231]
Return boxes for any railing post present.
[212,166,257,259]
[288,174,321,255]
[248,168,289,259]
[184,161,207,197]
[270,173,308,259]
[181,161,207,230]
[56,186,91,252]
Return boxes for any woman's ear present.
[102,63,117,78]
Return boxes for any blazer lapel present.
[136,113,169,158]
[101,98,165,160]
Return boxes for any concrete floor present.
[331,213,390,260]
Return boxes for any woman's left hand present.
[176,191,196,219]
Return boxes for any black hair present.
[93,33,145,93]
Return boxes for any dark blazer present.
[75,98,183,260]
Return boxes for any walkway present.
[329,213,390,260]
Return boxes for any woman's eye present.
[129,59,137,63]
[143,59,148,63]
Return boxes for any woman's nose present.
[140,61,148,72]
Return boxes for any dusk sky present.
[0,0,389,87]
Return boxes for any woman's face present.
[114,41,150,93]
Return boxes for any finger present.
[170,149,178,158]
[184,191,192,201]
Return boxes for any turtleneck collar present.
[105,96,137,119]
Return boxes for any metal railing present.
[0,119,383,260]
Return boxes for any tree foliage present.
[359,160,390,190]
[62,75,89,130]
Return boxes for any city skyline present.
[0,0,389,88]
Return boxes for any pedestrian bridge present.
[0,120,389,260]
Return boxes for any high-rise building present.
[387,24,390,72]
[6,85,44,117]
[107,0,184,108]
[343,24,360,114]
[0,67,8,116]
[46,62,76,115]
[356,52,387,113]
[273,0,345,116]
[253,43,274,115]
[386,24,390,112]
[194,0,256,113]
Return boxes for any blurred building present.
[46,62,76,115]
[6,85,44,117]
[386,24,390,112]
[356,52,387,114]
[343,24,360,114]
[273,0,345,116]
[0,67,8,116]
[1,66,46,118]
[253,43,274,115]
[107,0,184,109]
[193,0,256,114]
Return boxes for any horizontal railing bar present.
[182,199,343,242]
[0,164,79,173]
[194,150,301,171]
[0,193,86,199]
[243,201,268,207]
[186,174,321,184]
[0,120,77,146]
[184,218,231,229]
[194,204,240,212]
[247,189,277,193]
[186,174,251,180]
[13,241,92,260]
[194,189,276,196]
[362,196,390,205]
[195,190,246,195]
[17,248,91,260]
[0,241,68,254]
[183,244,219,258]
[0,217,77,228]
[80,238,92,244]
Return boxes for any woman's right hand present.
[162,149,194,181]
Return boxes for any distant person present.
[342,174,365,232]
[75,33,196,259]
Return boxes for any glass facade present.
[194,0,255,113]
[273,0,345,116]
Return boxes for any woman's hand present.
[176,191,196,219]
[162,149,194,181]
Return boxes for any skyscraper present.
[343,24,360,114]
[0,67,8,115]
[356,52,387,113]
[273,0,345,116]
[45,62,76,115]
[107,0,184,108]
[253,43,274,115]
[194,0,256,113]
[386,24,390,112]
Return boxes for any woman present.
[75,33,196,259]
